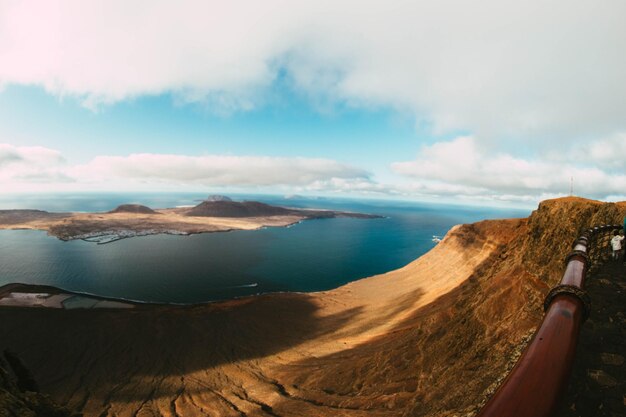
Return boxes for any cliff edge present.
[0,197,624,417]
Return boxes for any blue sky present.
[1,0,625,205]
[0,84,425,169]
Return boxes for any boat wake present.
[226,283,259,289]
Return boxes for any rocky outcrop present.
[520,197,626,285]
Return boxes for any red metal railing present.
[477,224,622,417]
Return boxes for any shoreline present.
[0,281,275,309]
[0,283,141,309]
[0,220,453,309]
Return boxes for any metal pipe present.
[477,298,583,417]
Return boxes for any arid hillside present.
[0,197,624,417]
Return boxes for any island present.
[0,196,382,243]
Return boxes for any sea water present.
[0,193,529,303]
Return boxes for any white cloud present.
[0,0,624,140]
[4,141,626,204]
[0,143,70,187]
[302,178,391,195]
[392,136,626,201]
[70,153,369,187]
[0,143,375,192]
[567,132,626,171]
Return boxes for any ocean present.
[0,193,529,303]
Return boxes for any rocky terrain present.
[0,197,624,416]
[0,199,381,243]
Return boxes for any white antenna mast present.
[570,176,574,196]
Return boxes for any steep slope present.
[0,197,624,416]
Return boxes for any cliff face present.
[0,197,622,417]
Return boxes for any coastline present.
[0,216,529,417]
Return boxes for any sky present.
[1,0,625,207]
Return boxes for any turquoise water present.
[0,193,529,303]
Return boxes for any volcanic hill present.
[108,204,158,214]
[184,200,296,217]
[0,197,624,416]
[181,199,370,219]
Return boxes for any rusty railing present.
[477,224,622,417]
